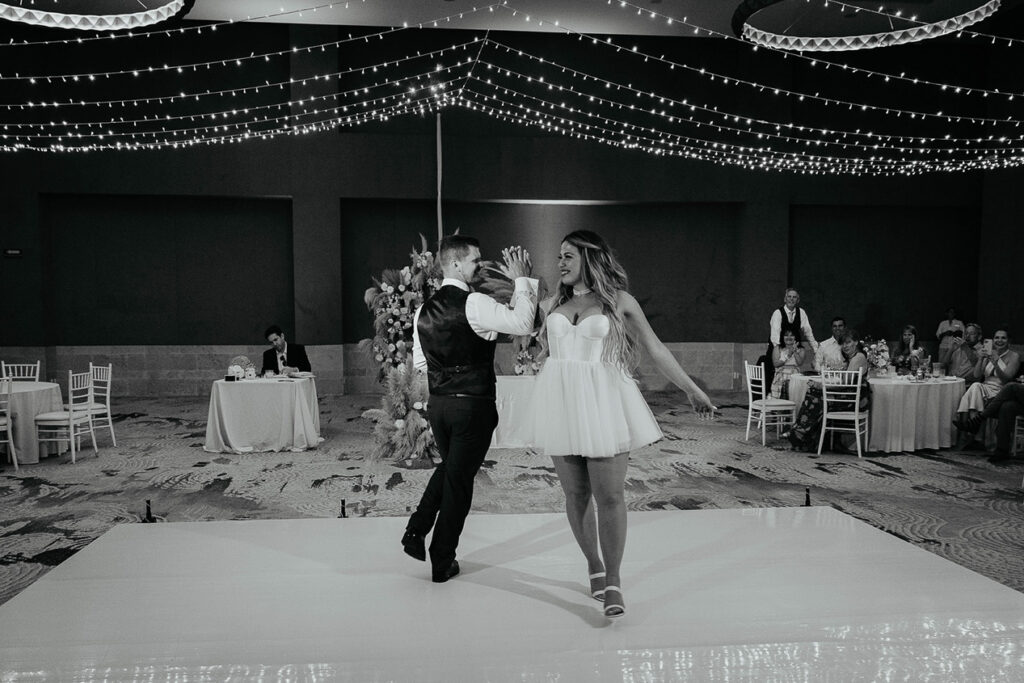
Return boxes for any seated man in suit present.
[261,325,311,377]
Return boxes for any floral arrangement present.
[358,235,441,467]
[864,338,891,371]
[360,358,438,468]
[359,236,441,383]
[513,336,543,375]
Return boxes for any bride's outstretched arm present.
[617,290,716,417]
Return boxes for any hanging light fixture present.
[733,0,1001,52]
[0,0,195,31]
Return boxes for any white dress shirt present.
[769,306,817,348]
[815,337,844,370]
[412,277,540,372]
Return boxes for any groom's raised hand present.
[500,246,532,280]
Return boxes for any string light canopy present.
[733,0,1001,52]
[0,0,194,31]
[1,0,1023,176]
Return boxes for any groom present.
[402,236,538,582]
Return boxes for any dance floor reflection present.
[0,508,1022,681]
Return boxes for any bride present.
[527,230,715,619]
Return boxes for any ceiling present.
[183,0,1021,39]
[183,1,738,37]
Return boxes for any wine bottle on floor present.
[142,499,156,523]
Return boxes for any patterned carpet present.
[1,391,1022,608]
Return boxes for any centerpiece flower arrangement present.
[864,338,891,375]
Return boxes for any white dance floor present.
[1,507,1022,681]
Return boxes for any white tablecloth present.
[788,374,965,453]
[204,378,321,453]
[7,381,63,464]
[491,376,536,448]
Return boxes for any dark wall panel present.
[42,194,292,345]
[340,199,437,343]
[342,200,744,343]
[790,205,979,345]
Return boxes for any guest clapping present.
[955,328,1020,448]
[771,329,810,398]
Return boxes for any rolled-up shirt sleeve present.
[466,277,539,338]
[411,305,427,372]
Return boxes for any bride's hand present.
[689,389,717,420]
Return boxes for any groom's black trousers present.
[407,394,499,574]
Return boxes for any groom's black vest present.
[418,285,497,398]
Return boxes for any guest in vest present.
[401,236,538,583]
[765,288,818,387]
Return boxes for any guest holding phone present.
[936,308,965,356]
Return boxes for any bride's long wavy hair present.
[544,230,639,372]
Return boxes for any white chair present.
[36,371,98,464]
[84,363,116,447]
[1012,415,1024,457]
[744,361,796,446]
[817,369,869,458]
[2,361,40,382]
[0,378,16,471]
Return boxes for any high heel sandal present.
[589,572,606,602]
[603,586,625,618]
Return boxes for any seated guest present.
[960,378,1024,462]
[261,325,312,376]
[771,329,811,398]
[955,328,1020,448]
[814,317,847,370]
[935,307,965,356]
[787,330,871,453]
[939,322,982,384]
[890,324,922,375]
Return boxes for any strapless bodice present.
[546,312,610,363]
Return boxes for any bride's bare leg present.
[586,452,630,589]
[551,455,603,575]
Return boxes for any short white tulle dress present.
[527,312,663,458]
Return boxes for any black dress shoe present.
[401,529,426,562]
[432,559,460,583]
[988,450,1013,464]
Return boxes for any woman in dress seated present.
[890,324,922,375]
[955,328,1020,446]
[787,330,871,452]
[527,230,715,620]
[771,329,810,399]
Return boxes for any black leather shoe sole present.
[401,530,426,562]
[432,559,460,583]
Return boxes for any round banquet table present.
[787,374,965,453]
[204,377,322,454]
[7,381,64,464]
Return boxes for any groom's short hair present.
[438,235,480,267]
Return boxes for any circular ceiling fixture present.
[0,0,195,31]
[732,0,1001,52]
